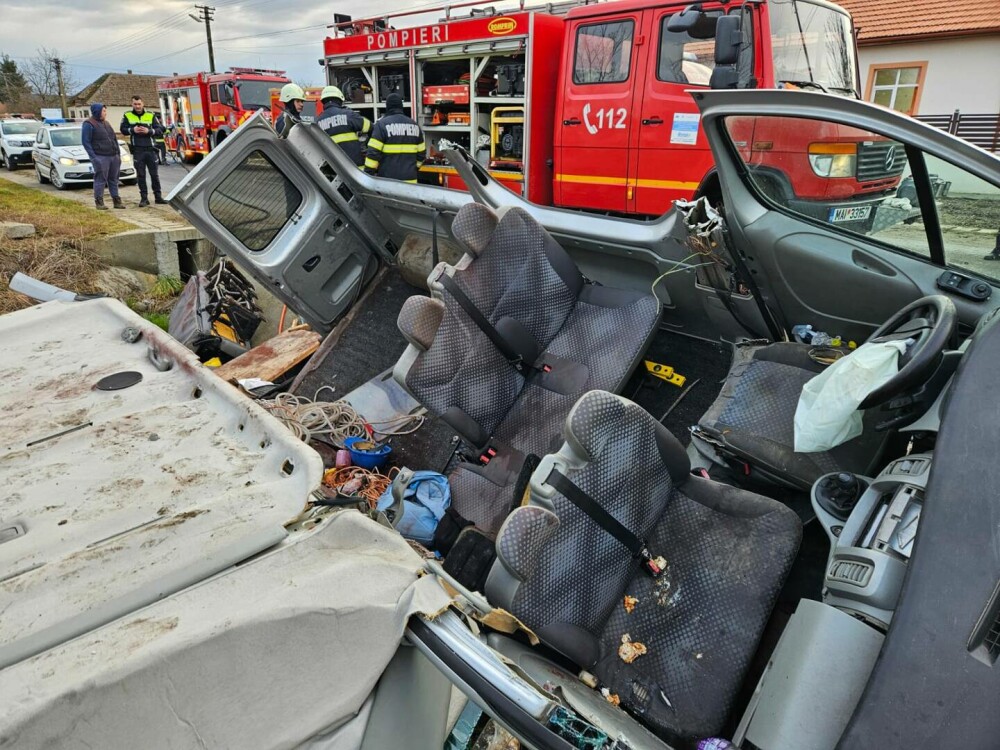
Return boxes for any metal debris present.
[623,595,638,614]
[618,634,648,664]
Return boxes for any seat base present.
[698,342,889,489]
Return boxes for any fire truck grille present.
[857,141,907,182]
[207,150,303,251]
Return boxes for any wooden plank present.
[215,329,322,383]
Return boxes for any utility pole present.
[190,5,216,73]
[50,57,67,117]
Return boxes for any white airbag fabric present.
[794,340,908,453]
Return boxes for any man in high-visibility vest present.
[365,93,425,183]
[120,95,166,206]
[317,85,370,168]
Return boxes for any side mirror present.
[38,143,50,150]
[668,4,706,33]
[710,14,754,90]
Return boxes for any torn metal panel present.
[0,298,324,669]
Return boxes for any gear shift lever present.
[815,472,867,521]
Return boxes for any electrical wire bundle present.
[320,466,400,508]
[260,388,425,446]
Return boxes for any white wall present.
[859,35,1000,117]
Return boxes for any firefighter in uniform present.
[365,93,425,183]
[275,83,306,137]
[120,95,166,206]
[317,85,371,168]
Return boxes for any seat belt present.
[547,469,664,577]
[438,273,539,375]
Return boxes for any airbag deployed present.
[793,340,907,452]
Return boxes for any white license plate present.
[829,205,872,223]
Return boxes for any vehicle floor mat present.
[624,330,732,442]
[293,266,425,400]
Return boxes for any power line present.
[68,10,191,61]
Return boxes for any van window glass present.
[573,20,635,84]
[208,150,303,252]
[723,114,928,258]
[657,11,721,85]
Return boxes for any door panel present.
[629,7,719,215]
[554,16,642,213]
[169,113,390,334]
[694,90,1000,339]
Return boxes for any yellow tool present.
[644,360,686,387]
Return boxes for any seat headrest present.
[564,390,628,462]
[397,295,444,351]
[451,203,499,257]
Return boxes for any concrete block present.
[396,233,465,289]
[2,221,36,240]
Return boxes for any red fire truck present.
[158,68,290,162]
[322,0,905,224]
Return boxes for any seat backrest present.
[394,203,585,446]
[486,390,691,667]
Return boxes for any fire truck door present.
[554,14,643,213]
[628,6,720,215]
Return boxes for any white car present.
[32,124,136,190]
[0,118,42,171]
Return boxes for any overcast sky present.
[0,0,443,91]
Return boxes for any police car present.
[31,124,136,190]
[0,117,41,170]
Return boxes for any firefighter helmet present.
[320,85,345,102]
[279,83,306,103]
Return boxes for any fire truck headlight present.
[808,143,857,178]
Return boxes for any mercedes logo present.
[884,145,897,172]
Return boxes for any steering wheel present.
[858,294,957,409]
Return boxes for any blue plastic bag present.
[376,470,451,545]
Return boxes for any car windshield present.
[769,0,858,94]
[235,80,280,110]
[2,122,41,135]
[50,129,83,147]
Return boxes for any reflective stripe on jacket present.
[121,110,163,149]
[317,102,371,167]
[365,111,425,183]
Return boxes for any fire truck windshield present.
[234,81,279,111]
[769,0,858,95]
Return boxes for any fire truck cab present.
[158,68,290,162]
[323,0,904,226]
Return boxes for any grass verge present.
[0,180,133,314]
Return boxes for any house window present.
[866,62,927,115]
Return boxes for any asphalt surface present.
[6,159,191,203]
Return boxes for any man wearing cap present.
[365,93,425,183]
[317,85,371,167]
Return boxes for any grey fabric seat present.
[394,204,660,534]
[695,342,889,489]
[487,390,801,742]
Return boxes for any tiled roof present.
[71,73,163,107]
[837,0,1000,44]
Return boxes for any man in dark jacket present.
[365,93,425,183]
[317,85,370,167]
[121,95,166,207]
[81,103,125,210]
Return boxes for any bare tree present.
[18,47,80,111]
